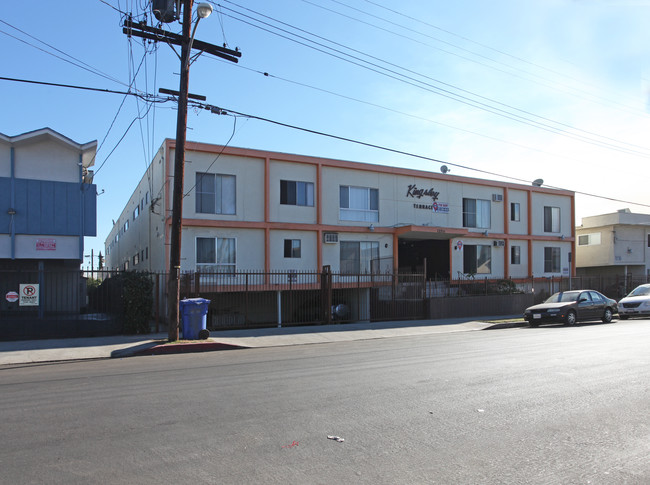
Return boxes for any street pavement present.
[0,315,524,365]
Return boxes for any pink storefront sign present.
[36,238,56,250]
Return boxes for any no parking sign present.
[19,284,39,306]
[456,240,463,251]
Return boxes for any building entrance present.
[398,239,450,279]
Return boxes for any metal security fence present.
[179,268,427,329]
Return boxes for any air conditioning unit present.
[323,232,339,244]
[492,194,503,202]
[493,240,505,247]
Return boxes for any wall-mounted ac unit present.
[493,240,505,247]
[492,194,503,202]
[323,232,339,243]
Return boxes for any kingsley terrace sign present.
[406,184,439,201]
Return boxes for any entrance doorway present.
[398,239,449,279]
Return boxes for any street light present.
[196,2,212,18]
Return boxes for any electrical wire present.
[216,5,650,158]
[197,100,650,209]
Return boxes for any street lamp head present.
[196,2,213,19]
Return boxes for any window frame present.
[543,206,561,233]
[544,246,561,273]
[339,186,379,222]
[196,236,237,274]
[195,172,236,215]
[511,245,521,265]
[283,239,302,258]
[340,241,380,274]
[463,244,492,274]
[462,198,491,229]
[280,180,314,207]
[510,202,520,222]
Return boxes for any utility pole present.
[122,2,240,342]
[167,0,193,342]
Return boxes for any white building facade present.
[576,209,650,279]
[105,140,575,280]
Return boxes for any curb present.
[130,341,246,357]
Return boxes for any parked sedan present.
[524,290,618,327]
[618,284,650,319]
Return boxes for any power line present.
[216,4,650,159]
[197,100,650,209]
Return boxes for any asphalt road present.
[1,319,650,484]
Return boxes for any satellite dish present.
[440,165,449,174]
[532,178,544,187]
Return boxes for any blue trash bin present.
[179,298,211,340]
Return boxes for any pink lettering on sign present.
[36,239,56,251]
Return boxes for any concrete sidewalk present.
[0,315,525,366]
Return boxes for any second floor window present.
[544,206,560,233]
[510,202,520,222]
[462,198,491,228]
[340,186,379,222]
[196,173,236,214]
[280,180,314,206]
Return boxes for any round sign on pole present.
[6,291,19,303]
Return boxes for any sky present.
[2,0,650,270]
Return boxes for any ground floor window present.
[511,245,521,265]
[463,244,492,274]
[197,237,236,273]
[340,241,379,274]
[544,247,560,273]
[284,239,301,258]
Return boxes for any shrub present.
[115,271,154,334]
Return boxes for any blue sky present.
[2,0,650,269]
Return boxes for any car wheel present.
[601,308,613,323]
[620,315,629,320]
[564,310,577,326]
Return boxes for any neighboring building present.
[105,139,575,281]
[0,128,97,318]
[0,128,97,269]
[576,209,650,279]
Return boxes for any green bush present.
[116,272,154,334]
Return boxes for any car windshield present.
[628,286,650,297]
[545,291,581,303]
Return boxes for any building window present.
[510,202,520,222]
[196,237,236,273]
[511,245,521,265]
[284,239,301,258]
[123,220,129,233]
[196,173,236,214]
[648,234,650,247]
[463,244,492,274]
[133,253,139,266]
[544,206,560,233]
[544,247,561,273]
[578,233,601,246]
[340,241,379,274]
[280,180,314,206]
[145,246,148,260]
[133,205,140,220]
[124,261,129,271]
[462,198,491,229]
[340,186,379,222]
